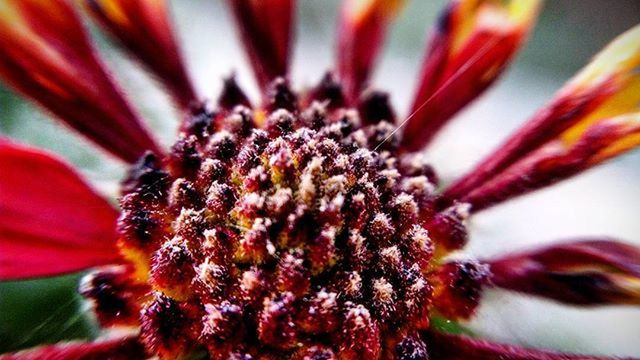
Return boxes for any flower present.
[0,0,639,359]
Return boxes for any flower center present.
[81,78,467,359]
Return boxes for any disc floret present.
[78,78,477,359]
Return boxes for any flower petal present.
[400,0,541,152]
[84,0,198,109]
[337,0,406,103]
[487,239,640,306]
[461,113,640,211]
[426,331,615,360]
[0,336,145,360]
[0,0,161,163]
[444,24,640,202]
[227,0,295,91]
[0,139,121,280]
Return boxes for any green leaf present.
[429,315,474,336]
[0,273,98,353]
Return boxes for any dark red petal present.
[337,0,406,103]
[0,139,121,280]
[227,0,295,91]
[400,0,541,152]
[0,0,161,163]
[460,114,640,212]
[487,239,640,306]
[443,25,640,202]
[0,336,145,360]
[442,76,616,205]
[426,331,619,360]
[84,0,198,109]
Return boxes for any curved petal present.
[84,0,198,109]
[0,0,161,163]
[400,0,541,152]
[0,139,122,280]
[488,239,640,306]
[462,113,640,211]
[227,0,295,91]
[426,331,617,360]
[337,0,406,103]
[444,24,640,203]
[0,336,145,360]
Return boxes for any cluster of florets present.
[80,76,483,359]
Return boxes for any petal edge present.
[0,139,122,279]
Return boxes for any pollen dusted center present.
[82,78,459,359]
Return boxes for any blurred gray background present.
[1,0,639,356]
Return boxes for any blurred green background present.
[1,0,639,356]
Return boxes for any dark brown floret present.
[182,103,215,139]
[340,303,381,359]
[169,135,202,178]
[432,261,490,319]
[276,249,310,296]
[308,72,346,110]
[426,203,470,252]
[201,300,244,354]
[150,237,197,299]
[395,335,430,360]
[266,77,297,112]
[218,74,252,110]
[169,178,203,211]
[121,151,170,199]
[79,266,148,327]
[293,345,336,360]
[258,292,298,350]
[358,90,395,125]
[297,289,340,334]
[140,293,198,358]
[118,192,168,251]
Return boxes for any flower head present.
[1,0,639,359]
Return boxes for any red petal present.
[0,140,121,279]
[426,332,616,360]
[0,336,145,360]
[227,0,295,91]
[488,239,640,306]
[443,25,640,203]
[442,75,616,205]
[84,0,198,109]
[337,0,406,103]
[0,0,161,163]
[460,114,640,212]
[400,0,541,152]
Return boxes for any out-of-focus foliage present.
[0,274,98,352]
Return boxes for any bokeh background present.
[1,0,639,356]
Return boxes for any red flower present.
[1,0,639,359]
